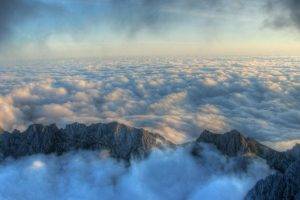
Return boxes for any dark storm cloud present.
[265,0,300,30]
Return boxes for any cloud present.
[196,104,229,133]
[0,56,299,148]
[264,0,300,31]
[0,0,249,48]
[0,0,34,44]
[108,0,227,35]
[0,144,271,200]
[0,0,63,47]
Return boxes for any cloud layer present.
[0,144,271,200]
[0,56,299,149]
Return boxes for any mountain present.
[286,143,300,161]
[0,122,172,161]
[194,129,299,199]
[0,122,299,199]
[245,159,300,200]
[195,129,294,173]
[245,143,300,199]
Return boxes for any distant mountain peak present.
[196,129,293,173]
[197,129,255,156]
[246,159,300,200]
[0,122,173,161]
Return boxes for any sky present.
[0,2,299,198]
[1,0,300,62]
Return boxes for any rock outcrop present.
[0,123,299,199]
[194,129,299,199]
[245,159,300,200]
[196,129,294,173]
[0,122,172,161]
[286,144,300,161]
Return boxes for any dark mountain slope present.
[0,122,172,161]
[245,159,300,200]
[0,123,299,199]
[196,129,294,173]
[192,129,299,200]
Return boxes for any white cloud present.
[0,56,299,148]
[0,145,271,200]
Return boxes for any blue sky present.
[1,0,300,62]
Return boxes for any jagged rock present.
[0,126,4,134]
[195,130,300,199]
[245,159,300,200]
[0,122,172,161]
[1,123,299,199]
[286,144,300,161]
[196,130,293,173]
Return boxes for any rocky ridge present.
[195,129,299,200]
[0,123,299,199]
[196,129,294,173]
[0,122,172,161]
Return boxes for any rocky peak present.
[286,143,300,160]
[24,123,60,135]
[0,122,172,161]
[246,159,300,200]
[196,129,293,173]
[197,129,256,156]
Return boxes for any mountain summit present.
[196,129,293,172]
[195,129,300,199]
[0,122,299,199]
[0,122,172,161]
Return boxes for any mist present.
[0,144,271,200]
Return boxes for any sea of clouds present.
[0,56,299,149]
[0,144,271,200]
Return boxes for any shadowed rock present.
[0,122,172,161]
[286,144,300,161]
[193,129,299,199]
[196,129,294,173]
[245,159,300,200]
[0,123,299,199]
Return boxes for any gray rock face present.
[195,129,300,199]
[0,122,172,161]
[196,130,293,173]
[0,124,299,199]
[286,144,300,161]
[245,159,300,200]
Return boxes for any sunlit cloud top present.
[1,0,300,62]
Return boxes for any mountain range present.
[0,122,299,199]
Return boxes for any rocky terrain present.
[196,130,293,173]
[194,129,300,199]
[0,122,171,161]
[246,159,300,200]
[0,122,299,199]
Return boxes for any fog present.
[0,144,271,200]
